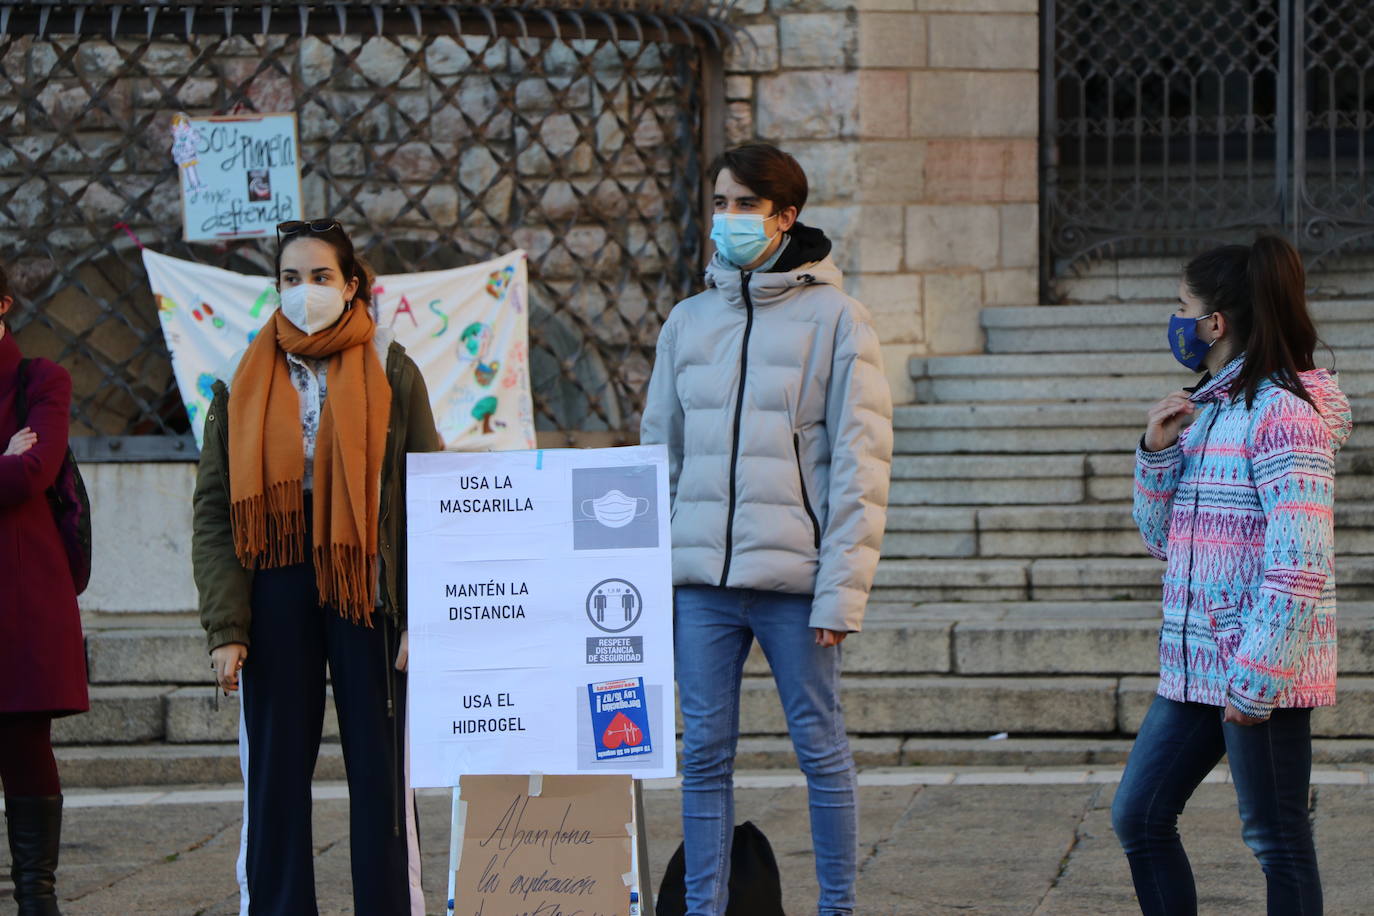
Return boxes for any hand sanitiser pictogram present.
[588,678,654,762]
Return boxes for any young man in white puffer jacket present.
[641,143,893,916]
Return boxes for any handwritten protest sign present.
[455,775,634,916]
[406,446,676,785]
[171,112,303,241]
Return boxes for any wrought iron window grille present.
[1041,0,1374,300]
[0,1,733,459]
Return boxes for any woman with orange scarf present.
[192,220,441,915]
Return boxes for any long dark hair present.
[275,222,373,308]
[1183,235,1318,407]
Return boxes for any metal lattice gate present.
[0,2,729,458]
[1041,0,1374,296]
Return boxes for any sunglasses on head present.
[277,219,343,240]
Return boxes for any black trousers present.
[241,557,415,915]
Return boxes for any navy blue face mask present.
[1167,313,1215,371]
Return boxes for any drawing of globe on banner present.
[371,253,535,452]
[142,248,536,453]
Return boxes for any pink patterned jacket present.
[1133,355,1352,717]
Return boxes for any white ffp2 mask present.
[279,284,346,335]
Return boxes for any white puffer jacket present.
[640,226,893,632]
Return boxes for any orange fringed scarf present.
[228,301,391,623]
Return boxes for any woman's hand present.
[395,630,409,672]
[211,643,248,694]
[1223,701,1268,727]
[1144,391,1196,452]
[814,628,848,648]
[4,426,36,456]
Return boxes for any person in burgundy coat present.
[0,261,88,916]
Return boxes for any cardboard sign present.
[407,446,676,785]
[455,775,634,916]
[172,112,304,241]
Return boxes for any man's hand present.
[395,630,409,672]
[814,628,848,648]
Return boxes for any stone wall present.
[80,463,198,613]
[725,0,1039,401]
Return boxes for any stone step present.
[882,508,979,558]
[730,674,1374,738]
[892,399,1374,454]
[739,675,1120,735]
[873,559,1030,603]
[888,453,1374,511]
[910,350,1374,404]
[1086,451,1374,502]
[1026,555,1374,600]
[73,602,1374,683]
[884,503,1374,558]
[51,686,167,745]
[49,738,913,787]
[982,301,1374,353]
[87,621,206,685]
[744,604,1374,677]
[45,736,1374,787]
[1119,677,1374,738]
[52,685,340,746]
[975,502,1374,558]
[872,555,1374,602]
[53,743,342,788]
[890,455,1088,505]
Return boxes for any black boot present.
[5,795,62,916]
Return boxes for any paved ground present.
[3,767,1373,915]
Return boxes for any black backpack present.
[16,358,92,594]
[656,821,786,916]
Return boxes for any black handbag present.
[656,821,786,916]
[16,358,92,594]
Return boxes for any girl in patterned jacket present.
[1113,236,1352,915]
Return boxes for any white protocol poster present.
[406,445,676,786]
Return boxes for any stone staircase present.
[58,300,1374,785]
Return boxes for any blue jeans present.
[674,586,857,916]
[1112,695,1322,916]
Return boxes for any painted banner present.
[142,248,536,452]
[172,112,304,242]
[406,446,676,786]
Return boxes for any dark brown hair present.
[1184,235,1318,407]
[709,143,808,215]
[276,222,373,307]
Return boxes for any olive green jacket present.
[193,341,442,653]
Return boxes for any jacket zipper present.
[719,270,755,588]
[1181,405,1222,700]
[794,433,821,550]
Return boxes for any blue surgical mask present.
[1168,313,1214,371]
[710,212,778,267]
